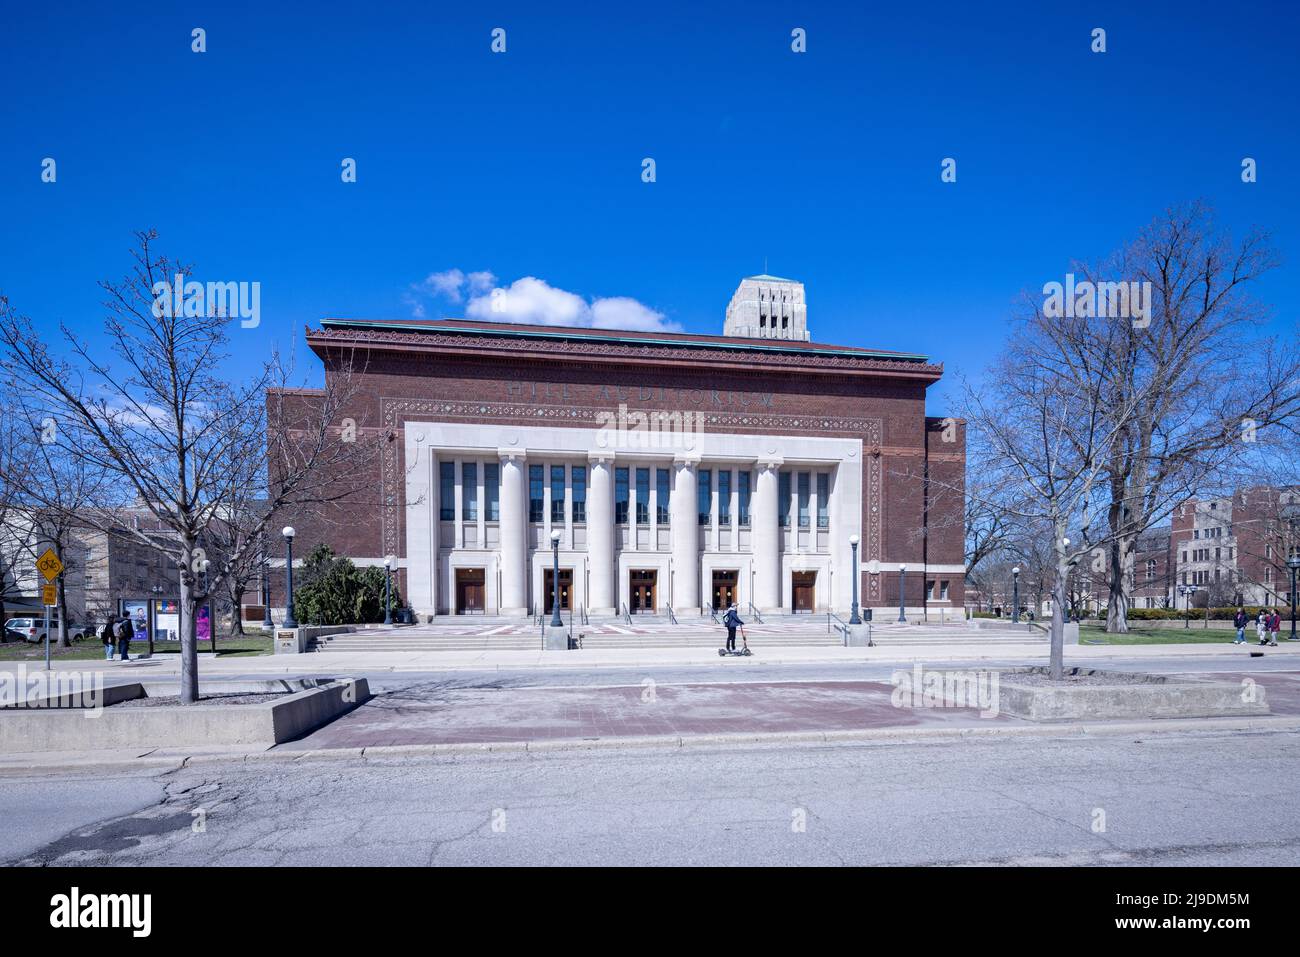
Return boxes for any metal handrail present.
[827,611,850,644]
[747,602,764,624]
[668,606,678,625]
[580,604,589,626]
[705,603,719,624]
[620,603,631,626]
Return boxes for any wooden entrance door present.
[542,569,573,614]
[792,571,817,613]
[712,570,738,611]
[455,568,486,615]
[629,570,657,613]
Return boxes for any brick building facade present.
[276,278,966,620]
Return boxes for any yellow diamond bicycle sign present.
[36,548,64,582]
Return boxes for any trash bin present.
[864,609,873,622]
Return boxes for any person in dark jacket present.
[99,618,117,660]
[1268,609,1281,646]
[114,615,133,661]
[722,604,745,653]
[1233,608,1248,645]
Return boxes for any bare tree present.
[0,231,375,701]
[957,306,1148,677]
[0,386,37,633]
[1073,204,1300,633]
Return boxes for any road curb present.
[4,713,1298,775]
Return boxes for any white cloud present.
[420,269,468,302]
[408,269,680,332]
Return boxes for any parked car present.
[5,617,89,643]
[3,624,26,643]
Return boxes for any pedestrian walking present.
[114,614,133,661]
[1256,609,1268,646]
[1233,607,1248,644]
[1268,608,1281,647]
[99,617,116,661]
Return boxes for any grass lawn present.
[1078,623,1240,645]
[0,631,274,661]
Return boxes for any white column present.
[403,435,434,616]
[498,450,528,615]
[587,453,616,614]
[670,456,700,612]
[753,458,782,612]
[453,457,464,549]
[476,459,486,548]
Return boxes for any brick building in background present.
[272,276,966,620]
[1171,486,1300,609]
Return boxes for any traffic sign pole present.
[44,603,50,670]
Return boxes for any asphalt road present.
[7,727,1298,866]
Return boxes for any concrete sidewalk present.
[2,641,1296,676]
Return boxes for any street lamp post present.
[549,529,563,628]
[1012,567,1021,624]
[383,556,394,625]
[282,526,298,629]
[897,564,907,624]
[1179,584,1198,629]
[849,535,862,625]
[1287,554,1300,641]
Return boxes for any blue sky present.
[2,0,1296,413]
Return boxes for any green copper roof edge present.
[318,318,931,364]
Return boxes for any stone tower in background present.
[723,275,810,341]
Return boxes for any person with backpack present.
[1233,607,1248,645]
[114,614,133,661]
[99,617,117,661]
[1256,609,1269,646]
[722,604,746,653]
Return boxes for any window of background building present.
[779,471,791,527]
[529,465,544,523]
[440,462,455,520]
[738,471,751,526]
[615,468,629,524]
[656,469,669,523]
[817,473,829,528]
[551,466,566,523]
[636,468,650,525]
[571,466,586,523]
[940,580,950,600]
[462,462,478,520]
[718,471,731,526]
[797,472,810,528]
[485,463,499,520]
[698,470,712,525]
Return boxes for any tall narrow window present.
[485,463,500,521]
[551,465,566,523]
[656,469,670,523]
[698,470,712,525]
[462,462,478,520]
[615,468,629,524]
[779,471,791,527]
[718,471,731,526]
[529,465,544,523]
[571,466,586,523]
[738,471,751,526]
[636,468,650,525]
[797,472,810,528]
[816,473,829,528]
[439,462,455,521]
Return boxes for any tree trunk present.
[179,543,200,703]
[229,584,245,637]
[56,573,71,648]
[1106,534,1133,634]
[1049,564,1068,680]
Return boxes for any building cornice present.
[306,322,944,383]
